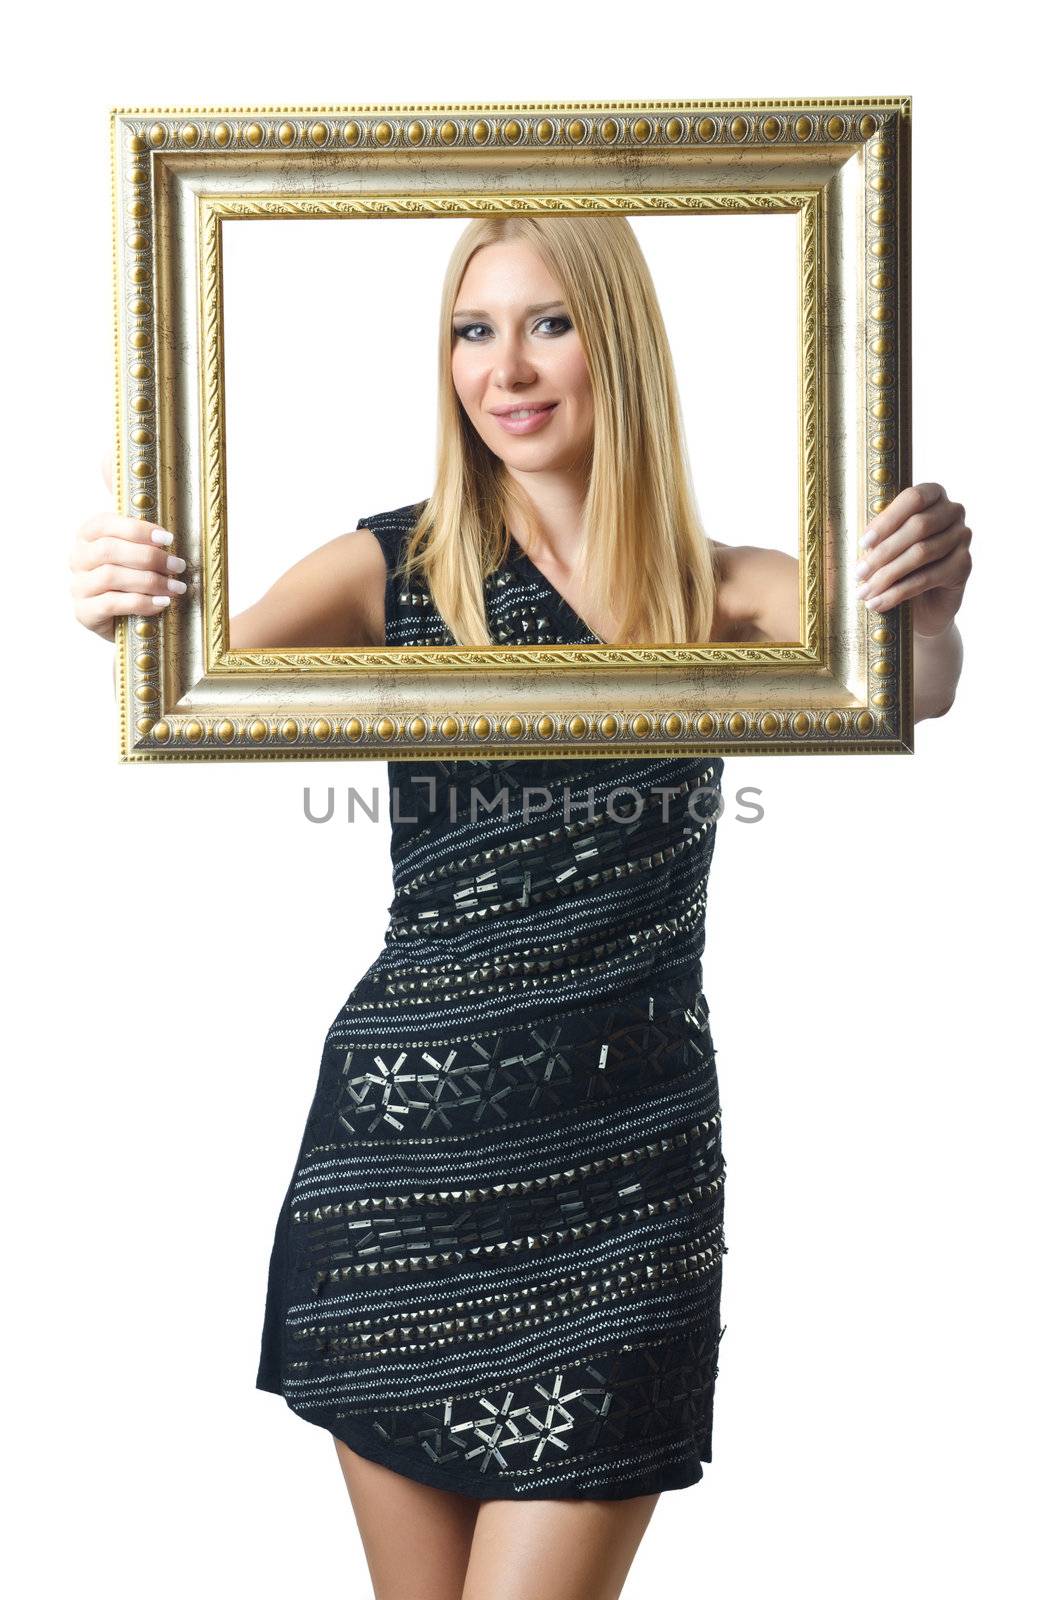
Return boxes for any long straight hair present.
[399,214,719,647]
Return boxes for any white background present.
[5,8,1055,1599]
[223,212,799,615]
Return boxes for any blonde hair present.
[400,214,719,647]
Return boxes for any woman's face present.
[450,240,594,475]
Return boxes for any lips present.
[489,403,559,417]
[490,403,560,436]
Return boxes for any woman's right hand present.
[69,452,188,642]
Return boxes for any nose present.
[490,329,537,391]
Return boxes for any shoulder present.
[711,539,800,642]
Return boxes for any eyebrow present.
[452,299,567,319]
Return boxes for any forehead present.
[455,239,563,308]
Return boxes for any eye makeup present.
[452,314,573,342]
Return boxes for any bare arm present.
[912,621,963,722]
[228,527,387,649]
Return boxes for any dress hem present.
[255,1376,711,1502]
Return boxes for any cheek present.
[562,350,593,409]
[568,365,593,420]
[450,357,480,416]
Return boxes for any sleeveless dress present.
[256,502,728,1501]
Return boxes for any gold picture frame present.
[111,96,912,762]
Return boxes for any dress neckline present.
[502,533,604,646]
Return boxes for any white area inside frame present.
[220,211,801,618]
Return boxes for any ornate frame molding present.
[111,97,913,761]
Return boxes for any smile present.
[491,403,559,435]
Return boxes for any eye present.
[452,314,572,342]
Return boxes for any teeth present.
[505,407,550,420]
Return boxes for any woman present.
[71,216,970,1600]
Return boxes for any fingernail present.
[859,528,877,549]
[167,577,187,594]
[151,595,171,608]
[166,554,186,574]
[150,527,174,546]
[855,581,871,598]
[854,559,870,578]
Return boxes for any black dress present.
[256,502,728,1500]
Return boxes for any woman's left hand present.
[854,482,973,636]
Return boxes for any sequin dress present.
[256,502,728,1500]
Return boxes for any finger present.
[75,510,177,547]
[71,562,187,602]
[860,482,949,549]
[862,541,972,614]
[857,514,966,601]
[857,499,963,580]
[100,448,114,498]
[74,591,173,632]
[70,532,186,579]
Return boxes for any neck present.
[503,466,590,574]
